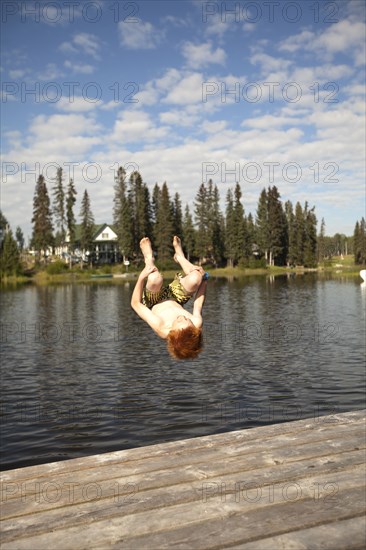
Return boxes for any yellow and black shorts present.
[142,272,193,309]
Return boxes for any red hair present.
[167,326,203,360]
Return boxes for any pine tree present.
[128,171,152,256]
[172,192,183,238]
[194,183,210,263]
[66,178,77,254]
[354,222,360,264]
[285,200,295,266]
[0,211,8,234]
[210,183,225,266]
[317,218,326,264]
[255,188,269,261]
[0,228,21,276]
[293,202,305,265]
[360,218,366,265]
[267,186,287,266]
[303,203,317,267]
[354,217,366,265]
[154,182,174,260]
[225,188,235,268]
[31,174,54,257]
[52,167,66,247]
[233,183,246,262]
[246,212,255,260]
[151,183,161,248]
[113,166,134,259]
[15,226,24,251]
[79,189,95,264]
[182,204,196,261]
[151,184,161,224]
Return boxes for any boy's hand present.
[139,265,157,279]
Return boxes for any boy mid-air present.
[131,236,208,360]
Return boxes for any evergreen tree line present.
[1,166,365,276]
[353,217,366,265]
[0,211,23,276]
[113,168,321,268]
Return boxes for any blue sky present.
[1,0,365,241]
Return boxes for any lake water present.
[1,274,365,471]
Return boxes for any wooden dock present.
[1,410,365,549]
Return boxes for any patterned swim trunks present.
[142,272,194,309]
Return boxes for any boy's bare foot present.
[173,235,184,263]
[140,237,154,266]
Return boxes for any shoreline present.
[1,264,363,287]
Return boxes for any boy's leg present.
[173,236,203,294]
[140,237,163,292]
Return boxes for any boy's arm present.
[131,267,164,337]
[192,278,208,327]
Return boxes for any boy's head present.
[167,325,203,360]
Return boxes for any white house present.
[65,223,120,264]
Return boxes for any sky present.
[1,0,365,241]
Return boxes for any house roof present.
[70,223,118,242]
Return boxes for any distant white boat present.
[360,270,366,282]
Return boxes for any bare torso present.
[152,300,198,337]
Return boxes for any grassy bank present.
[1,256,364,287]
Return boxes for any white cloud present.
[345,0,366,21]
[316,20,365,57]
[279,30,314,53]
[242,113,308,130]
[155,68,182,91]
[59,42,78,55]
[118,20,164,49]
[64,60,95,74]
[162,15,191,27]
[111,110,169,143]
[279,20,366,66]
[59,33,101,59]
[159,109,199,127]
[202,120,227,133]
[28,113,99,139]
[313,64,353,81]
[204,13,231,38]
[37,63,65,80]
[55,96,99,112]
[163,72,206,105]
[134,82,160,107]
[4,130,22,148]
[308,108,365,143]
[8,69,29,79]
[182,41,226,69]
[243,22,255,32]
[344,84,366,97]
[128,69,186,108]
[250,53,293,74]
[100,100,121,111]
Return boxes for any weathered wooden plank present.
[103,487,366,550]
[232,516,366,549]
[1,483,365,549]
[1,448,364,535]
[2,410,363,483]
[1,411,364,550]
[1,419,364,494]
[1,466,364,548]
[1,430,364,519]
